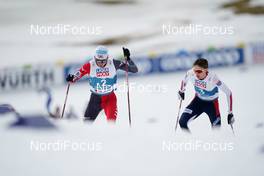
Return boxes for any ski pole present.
[230,124,235,136]
[125,58,132,127]
[61,83,70,118]
[123,47,132,127]
[175,99,183,131]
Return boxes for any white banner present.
[0,63,64,92]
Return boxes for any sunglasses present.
[96,59,107,64]
[194,69,203,74]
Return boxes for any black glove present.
[178,91,185,100]
[122,47,131,61]
[227,113,234,125]
[66,74,74,82]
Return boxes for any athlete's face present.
[193,65,208,80]
[96,59,107,68]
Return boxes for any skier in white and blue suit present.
[178,58,234,132]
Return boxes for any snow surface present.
[1,0,264,175]
[1,65,264,176]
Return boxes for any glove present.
[227,113,234,125]
[178,91,185,100]
[66,74,74,82]
[122,47,131,61]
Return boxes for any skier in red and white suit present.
[66,46,138,122]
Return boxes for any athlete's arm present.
[69,63,91,83]
[178,70,192,100]
[214,75,233,113]
[180,70,192,92]
[113,59,138,73]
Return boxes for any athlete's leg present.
[179,96,203,132]
[84,93,102,121]
[101,92,117,121]
[204,99,221,128]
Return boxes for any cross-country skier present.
[178,58,234,132]
[66,46,138,122]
